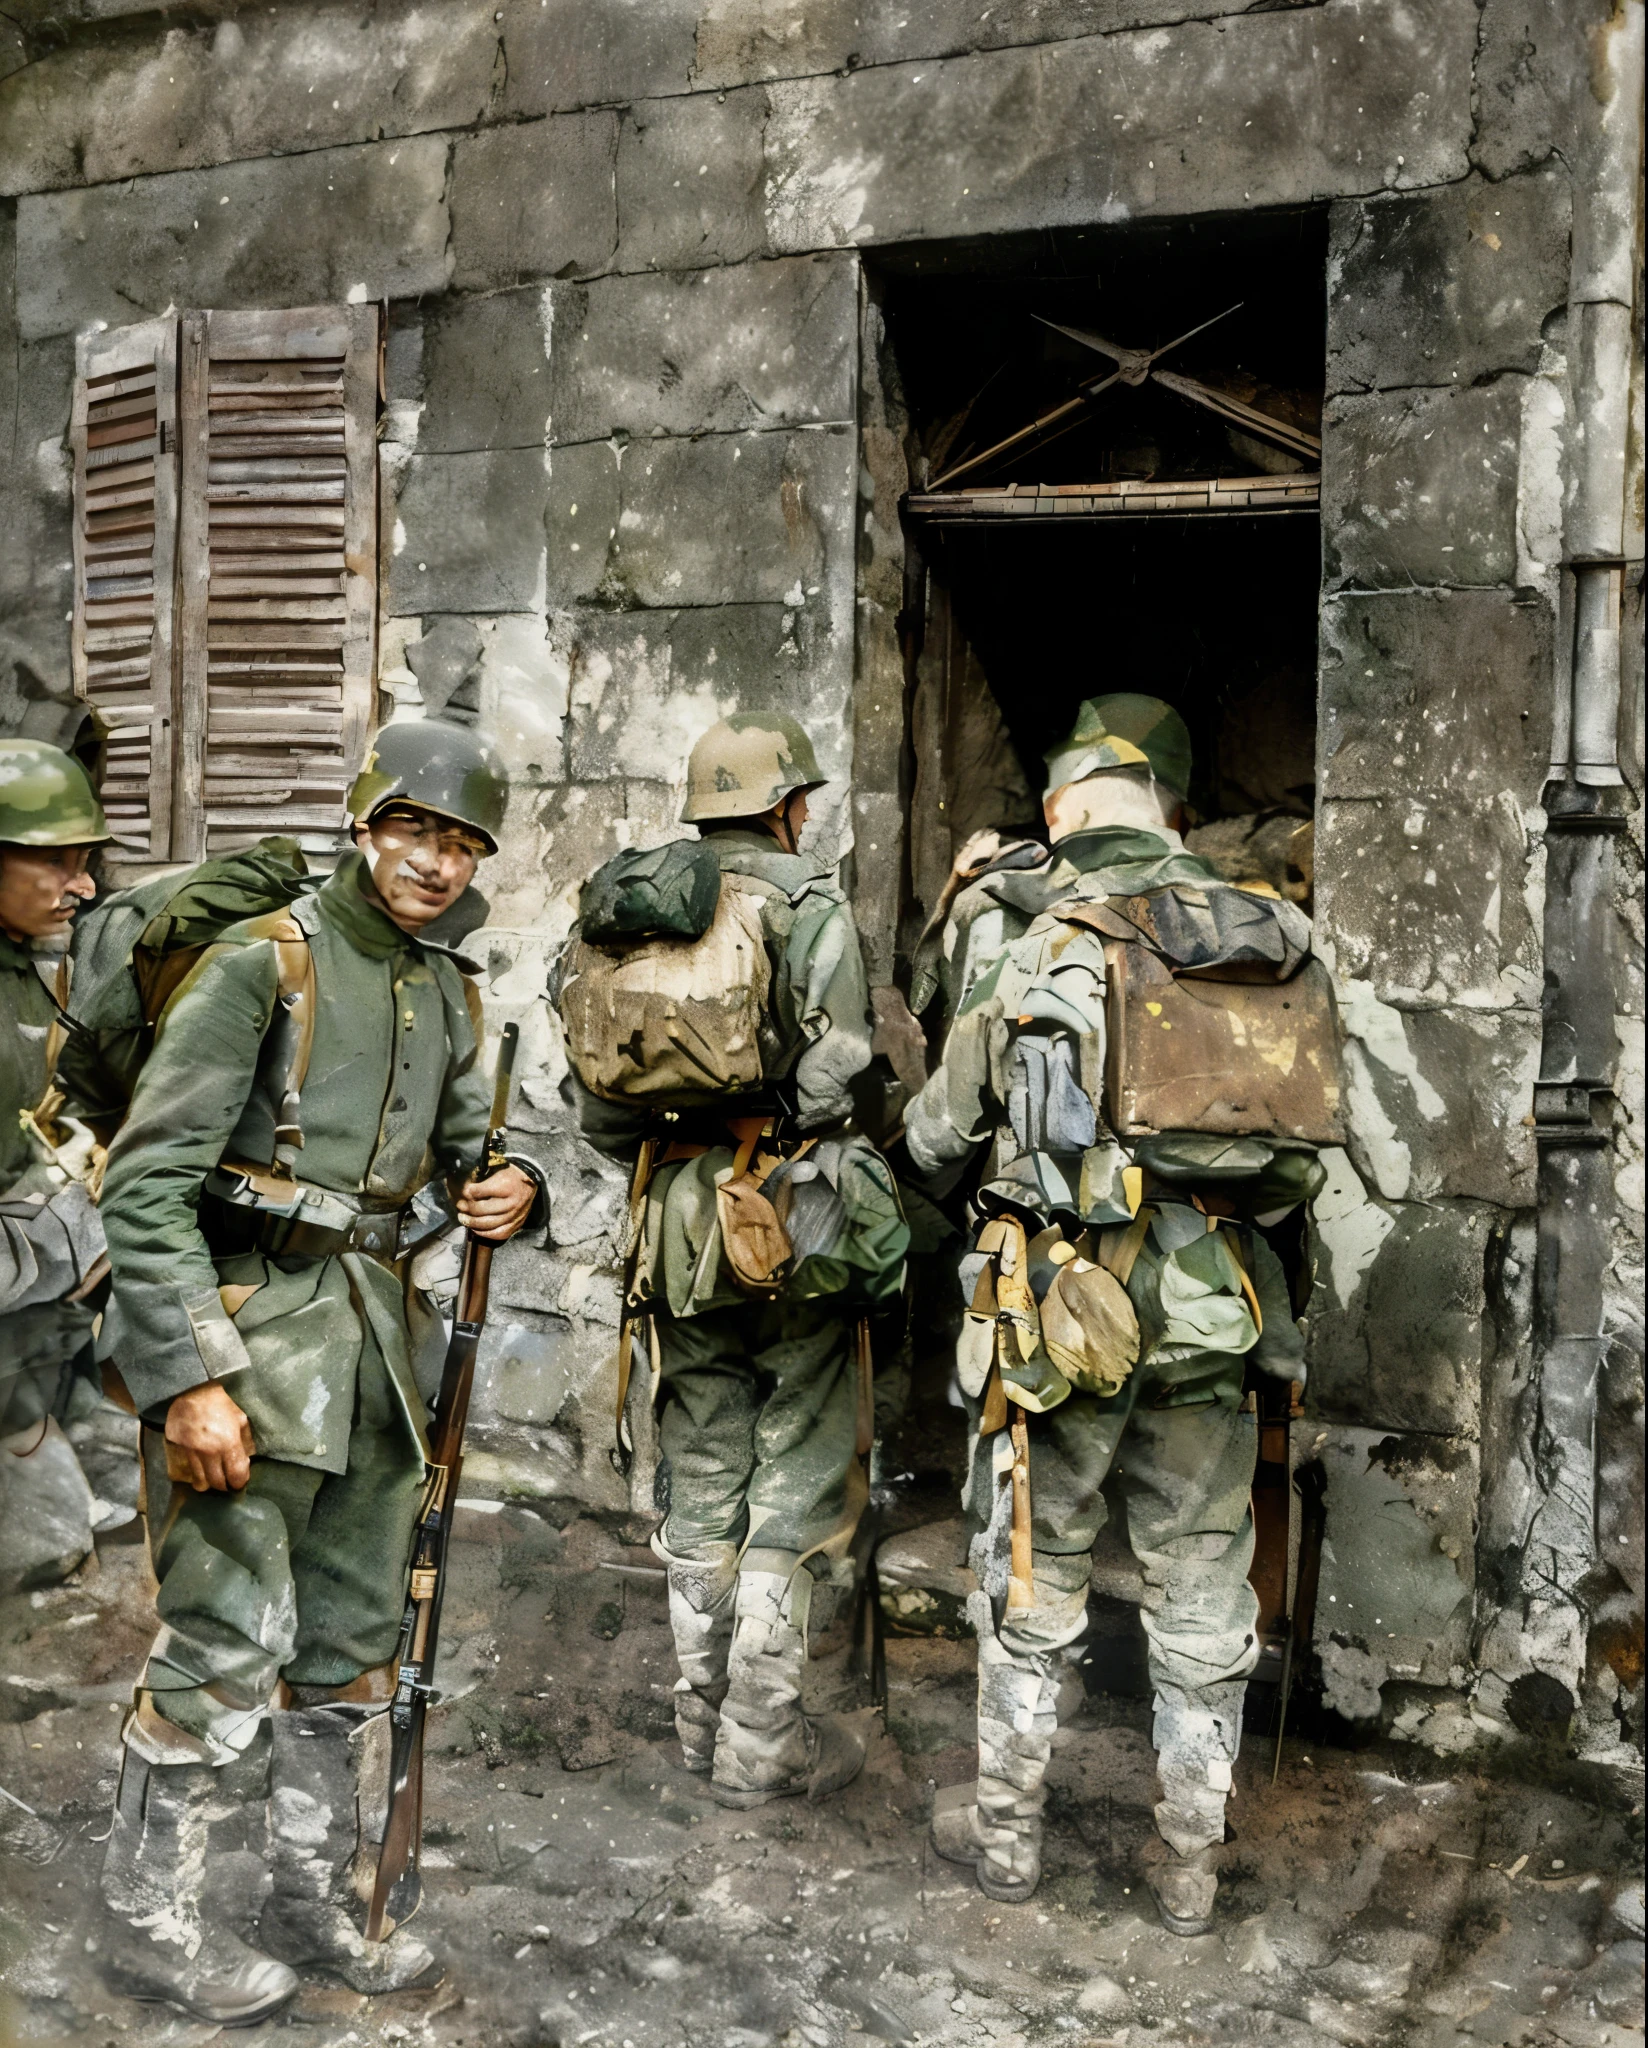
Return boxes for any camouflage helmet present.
[0,738,112,848]
[1043,694,1193,799]
[346,720,508,853]
[681,712,825,824]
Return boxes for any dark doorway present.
[874,208,1328,963]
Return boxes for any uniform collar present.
[1053,823,1187,872]
[0,930,36,972]
[314,850,422,961]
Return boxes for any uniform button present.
[403,1011,416,1026]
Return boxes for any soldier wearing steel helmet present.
[0,739,113,1473]
[905,695,1311,1938]
[560,711,909,1809]
[93,722,543,2026]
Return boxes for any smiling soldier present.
[94,723,543,2025]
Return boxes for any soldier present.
[96,722,542,2025]
[558,713,909,1810]
[0,740,110,1477]
[904,695,1312,1936]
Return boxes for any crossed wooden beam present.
[928,302,1322,490]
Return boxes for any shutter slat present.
[72,317,178,863]
[165,305,377,858]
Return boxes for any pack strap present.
[212,911,316,1175]
[613,1136,661,1472]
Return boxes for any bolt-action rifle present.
[367,1021,519,1942]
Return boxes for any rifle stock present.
[367,1022,518,1943]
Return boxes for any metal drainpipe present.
[1527,0,1644,1715]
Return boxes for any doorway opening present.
[876,208,1327,975]
[872,211,1329,1713]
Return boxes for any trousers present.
[966,1346,1260,1688]
[655,1296,861,1562]
[140,1314,424,1759]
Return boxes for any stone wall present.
[0,0,1639,1755]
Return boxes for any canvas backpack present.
[55,837,317,1146]
[557,838,779,1109]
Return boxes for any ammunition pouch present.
[201,1165,407,1262]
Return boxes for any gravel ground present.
[1,1504,1642,2048]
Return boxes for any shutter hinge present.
[158,420,174,454]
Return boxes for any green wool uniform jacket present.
[0,934,105,1431]
[100,854,494,1468]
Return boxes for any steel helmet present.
[346,720,508,853]
[681,713,825,824]
[1044,694,1193,800]
[0,738,111,847]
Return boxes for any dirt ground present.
[1,1503,1642,2048]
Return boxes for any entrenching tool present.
[367,1021,519,1941]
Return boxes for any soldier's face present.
[355,806,485,931]
[0,843,97,944]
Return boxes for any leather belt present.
[202,1165,407,1263]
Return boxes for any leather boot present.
[100,1742,297,2026]
[930,1602,1055,1903]
[711,1561,866,1809]
[259,1706,441,1993]
[1142,1679,1244,1936]
[654,1534,738,1775]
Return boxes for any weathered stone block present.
[389,449,548,615]
[1327,171,1570,393]
[0,332,75,704]
[563,602,847,784]
[449,112,618,291]
[1335,980,1540,1208]
[1319,590,1553,805]
[1322,382,1525,591]
[497,0,699,118]
[1306,1157,1494,1435]
[476,1318,576,1429]
[548,256,856,445]
[850,788,906,989]
[484,777,678,935]
[613,88,769,273]
[762,1,1475,254]
[1314,1425,1475,1716]
[1471,0,1609,182]
[545,427,854,610]
[1315,793,1540,1010]
[419,288,552,454]
[690,0,1306,87]
[15,135,451,342]
[0,3,501,199]
[478,614,571,783]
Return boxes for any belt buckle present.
[353,1216,396,1258]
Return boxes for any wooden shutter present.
[71,303,379,871]
[174,303,379,862]
[70,318,180,862]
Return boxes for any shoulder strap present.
[236,910,315,1171]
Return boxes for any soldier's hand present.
[166,1382,256,1492]
[458,1163,537,1243]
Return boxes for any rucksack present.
[557,840,775,1108]
[56,838,316,1142]
[1052,891,1345,1148]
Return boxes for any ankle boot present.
[1144,1679,1244,1936]
[654,1535,738,1775]
[930,1602,1055,1903]
[100,1744,297,2026]
[259,1706,441,1993]
[711,1561,866,1809]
